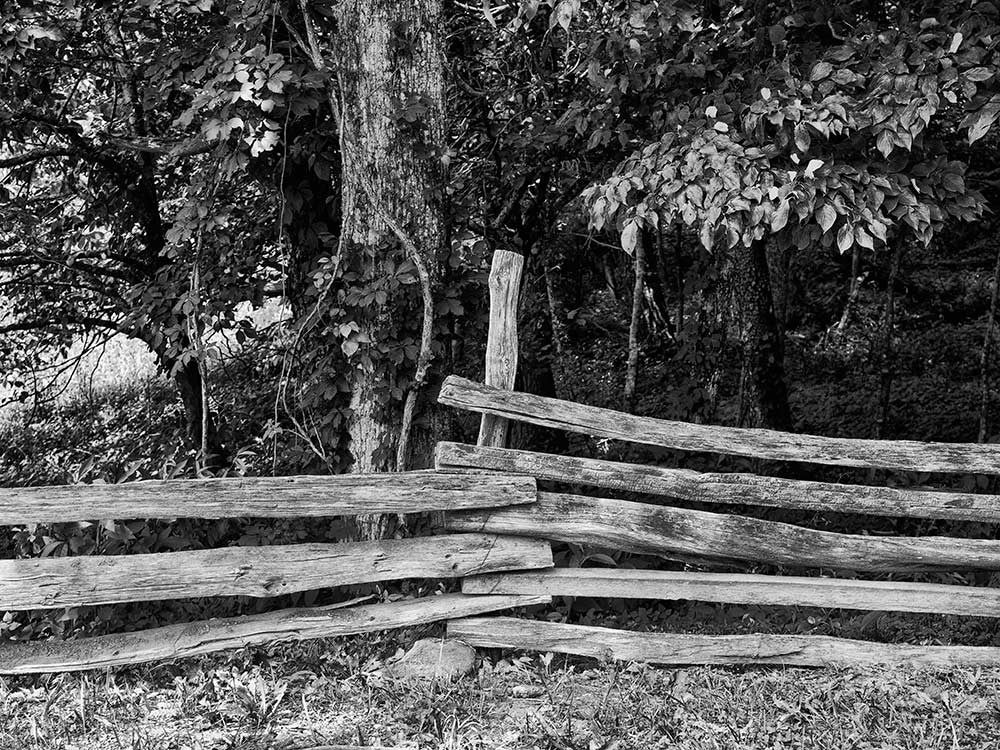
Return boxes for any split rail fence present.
[436,249,1000,667]
[0,473,552,674]
[6,248,1000,672]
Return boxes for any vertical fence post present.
[477,249,524,448]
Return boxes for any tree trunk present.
[671,225,686,339]
[171,356,228,472]
[835,245,863,335]
[873,241,904,440]
[978,241,1000,443]
[730,239,792,430]
[336,0,446,538]
[624,231,647,411]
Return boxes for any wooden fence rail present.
[2,534,553,610]
[462,569,1000,617]
[438,376,1000,474]
[0,594,550,674]
[447,617,1000,667]
[0,471,536,524]
[437,442,1000,522]
[448,491,1000,572]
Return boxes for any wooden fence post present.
[477,249,524,448]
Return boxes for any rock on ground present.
[390,637,477,681]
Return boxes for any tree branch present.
[0,148,76,168]
[0,252,138,283]
[2,106,139,178]
[102,137,214,159]
[0,316,131,337]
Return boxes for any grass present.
[4,631,1000,749]
[0,335,159,427]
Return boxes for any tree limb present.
[0,148,76,168]
[0,316,131,337]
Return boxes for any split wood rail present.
[0,472,552,674]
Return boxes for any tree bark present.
[624,230,647,411]
[978,240,1000,442]
[171,356,228,471]
[335,0,446,538]
[730,239,791,429]
[873,241,904,439]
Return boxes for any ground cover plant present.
[6,633,1000,749]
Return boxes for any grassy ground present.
[4,631,1000,749]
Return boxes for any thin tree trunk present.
[730,239,792,430]
[639,228,670,336]
[978,242,1000,443]
[836,245,863,335]
[543,260,574,402]
[624,231,647,411]
[647,225,676,336]
[672,225,686,339]
[873,241,904,440]
[171,357,228,471]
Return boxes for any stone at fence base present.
[391,637,477,681]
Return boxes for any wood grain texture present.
[438,376,1000,474]
[0,593,551,674]
[0,472,537,524]
[478,249,524,448]
[2,534,554,610]
[462,568,1000,617]
[447,617,1000,667]
[436,442,1000,522]
[447,492,1000,572]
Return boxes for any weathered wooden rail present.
[1,534,551,610]
[3,593,550,674]
[438,375,1000,474]
[447,491,1000,571]
[437,441,1000,522]
[0,469,551,673]
[0,471,536,524]
[463,569,1000,617]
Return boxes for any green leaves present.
[836,223,853,253]
[620,221,640,255]
[816,204,837,234]
[809,61,833,82]
[551,0,580,32]
[963,95,1000,144]
[770,199,790,233]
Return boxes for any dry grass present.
[0,335,159,427]
[4,632,1000,749]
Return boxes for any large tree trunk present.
[730,239,792,430]
[336,0,446,538]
